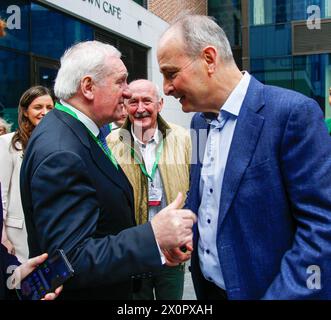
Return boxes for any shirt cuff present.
[156,240,166,265]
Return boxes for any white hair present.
[164,15,234,63]
[54,41,121,100]
[0,117,12,134]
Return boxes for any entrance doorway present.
[31,56,59,91]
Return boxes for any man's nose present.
[123,83,132,99]
[136,101,145,113]
[163,79,174,96]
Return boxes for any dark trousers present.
[133,264,185,300]
[201,278,227,300]
[193,270,228,300]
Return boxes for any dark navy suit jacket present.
[187,77,331,299]
[20,109,162,299]
[0,185,19,299]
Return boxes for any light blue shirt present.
[198,72,251,290]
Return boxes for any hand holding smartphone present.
[16,249,74,300]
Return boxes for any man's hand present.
[9,253,63,300]
[163,243,193,266]
[151,192,196,250]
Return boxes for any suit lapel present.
[218,77,265,228]
[89,138,134,209]
[54,109,134,210]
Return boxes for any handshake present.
[150,192,197,266]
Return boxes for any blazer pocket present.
[244,159,271,180]
[5,216,24,229]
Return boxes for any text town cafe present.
[81,0,122,20]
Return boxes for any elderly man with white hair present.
[20,41,196,300]
[108,79,191,300]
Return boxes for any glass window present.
[0,49,29,128]
[132,0,147,8]
[95,30,148,82]
[293,54,327,111]
[250,24,292,58]
[251,0,291,25]
[31,4,94,60]
[0,0,29,51]
[292,0,328,21]
[208,0,242,47]
[250,57,293,89]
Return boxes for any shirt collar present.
[221,71,251,118]
[60,99,99,137]
[200,71,251,123]
[131,124,160,146]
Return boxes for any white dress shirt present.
[131,125,167,221]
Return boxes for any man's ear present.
[81,76,94,100]
[202,46,218,75]
[157,97,164,113]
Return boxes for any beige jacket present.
[107,115,191,225]
[0,132,29,262]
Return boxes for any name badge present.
[148,183,162,207]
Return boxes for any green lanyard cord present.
[130,139,164,182]
[55,102,118,170]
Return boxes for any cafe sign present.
[81,0,121,20]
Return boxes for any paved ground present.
[182,261,197,300]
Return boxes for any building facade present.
[209,0,331,119]
[148,0,207,23]
[0,0,199,129]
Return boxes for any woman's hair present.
[11,86,53,151]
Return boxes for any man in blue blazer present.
[157,15,331,299]
[20,41,195,300]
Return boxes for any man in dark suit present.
[20,41,196,300]
[157,15,331,299]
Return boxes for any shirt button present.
[206,249,210,254]
[210,189,213,194]
[207,219,211,224]
[210,157,214,162]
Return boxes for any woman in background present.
[0,86,54,262]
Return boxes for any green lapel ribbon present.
[55,102,118,170]
[130,139,164,182]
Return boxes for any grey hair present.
[0,117,12,134]
[165,14,234,62]
[54,41,121,100]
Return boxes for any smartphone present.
[16,249,74,300]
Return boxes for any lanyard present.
[131,139,164,182]
[55,102,118,170]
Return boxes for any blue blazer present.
[20,109,163,300]
[187,77,331,300]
